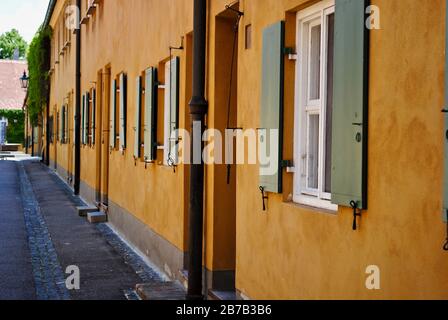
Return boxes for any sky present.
[0,0,49,43]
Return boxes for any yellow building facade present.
[44,0,448,299]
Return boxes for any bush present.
[0,110,25,144]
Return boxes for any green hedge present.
[0,110,25,144]
[27,25,52,125]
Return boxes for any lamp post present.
[20,71,29,90]
[20,71,29,154]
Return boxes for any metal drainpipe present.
[74,0,82,195]
[187,0,208,301]
[25,110,28,154]
[31,125,34,157]
[45,100,50,165]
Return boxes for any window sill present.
[283,199,338,216]
[292,194,338,213]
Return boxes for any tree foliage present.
[0,29,28,59]
[0,110,25,144]
[27,25,52,125]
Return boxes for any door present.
[100,67,111,207]
[95,71,102,203]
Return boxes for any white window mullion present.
[318,9,326,201]
[321,7,335,201]
[163,61,171,165]
[293,0,338,211]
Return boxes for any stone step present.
[87,211,108,224]
[179,269,188,289]
[76,206,98,217]
[136,282,186,300]
[208,289,237,301]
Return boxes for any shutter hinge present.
[284,47,297,61]
[444,217,448,251]
[281,160,293,168]
[350,201,362,231]
[282,160,295,173]
[259,186,269,211]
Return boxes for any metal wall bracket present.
[225,4,244,17]
[350,201,362,231]
[259,186,268,211]
[444,222,448,251]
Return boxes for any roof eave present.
[43,0,57,28]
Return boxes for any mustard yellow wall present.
[204,0,242,272]
[47,0,448,299]
[49,0,76,177]
[78,0,194,252]
[234,0,448,299]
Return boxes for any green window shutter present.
[81,94,85,145]
[169,57,180,164]
[85,91,90,145]
[59,107,63,143]
[119,73,127,151]
[110,79,117,149]
[134,76,142,159]
[57,112,59,141]
[331,0,369,209]
[443,1,448,223]
[259,21,284,194]
[144,67,158,162]
[62,105,66,143]
[92,89,96,145]
[64,105,68,144]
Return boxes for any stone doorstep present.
[179,269,188,289]
[76,206,98,217]
[136,282,186,300]
[177,270,236,301]
[208,290,237,301]
[87,211,108,224]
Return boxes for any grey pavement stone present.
[0,160,167,300]
[23,161,160,300]
[18,162,70,300]
[0,161,35,300]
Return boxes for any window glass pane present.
[309,24,321,100]
[307,114,320,189]
[324,13,334,193]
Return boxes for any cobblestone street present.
[0,160,163,300]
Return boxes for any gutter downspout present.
[45,80,50,165]
[74,0,81,195]
[25,107,28,154]
[31,125,34,157]
[187,0,208,301]
[41,0,56,166]
[42,0,56,165]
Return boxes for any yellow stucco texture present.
[47,0,448,299]
[235,0,448,299]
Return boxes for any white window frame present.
[163,61,171,165]
[293,0,338,212]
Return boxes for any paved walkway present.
[0,161,35,300]
[0,160,163,300]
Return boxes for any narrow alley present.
[0,159,163,300]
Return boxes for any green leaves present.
[0,29,27,60]
[26,26,52,126]
[0,110,25,144]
